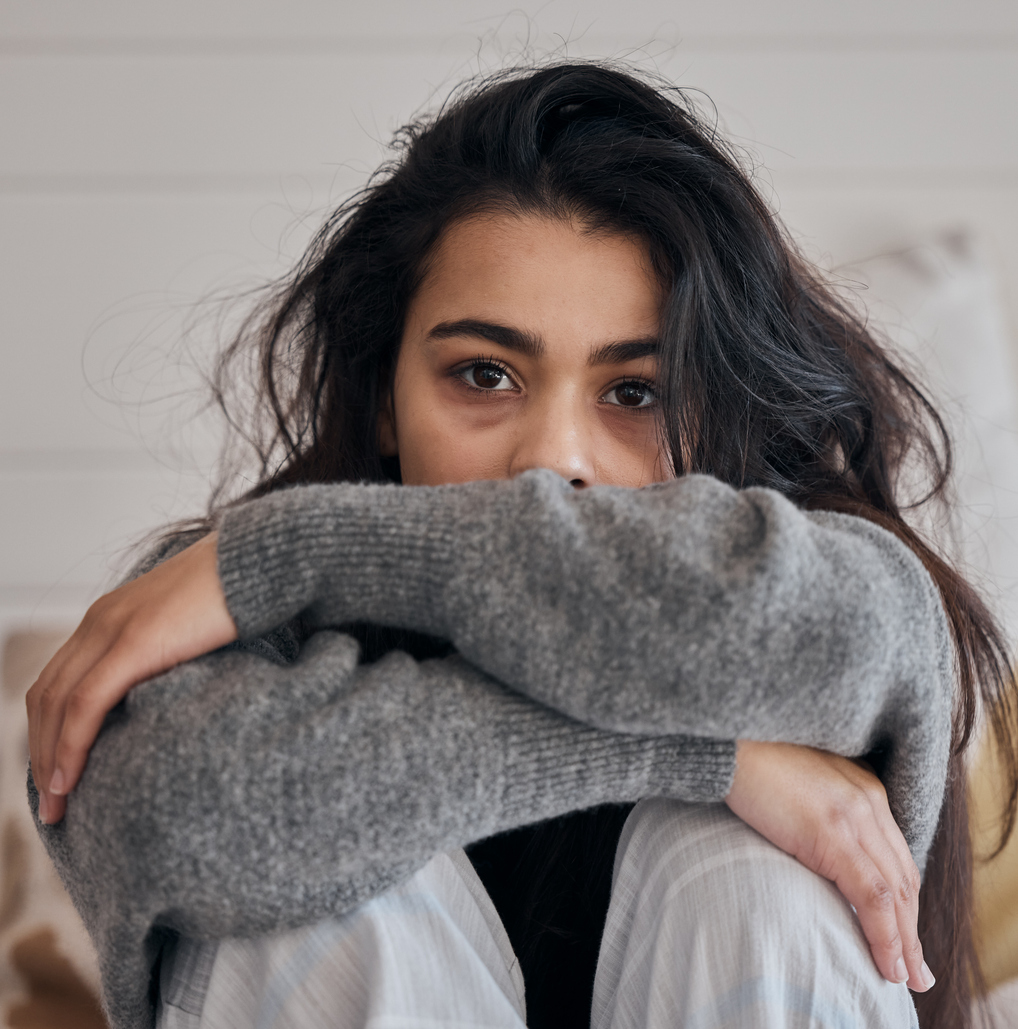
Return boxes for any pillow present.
[848,232,1018,1002]
[844,231,1018,647]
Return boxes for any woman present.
[27,63,1017,1029]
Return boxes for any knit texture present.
[32,470,953,1029]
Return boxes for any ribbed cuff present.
[216,482,461,640]
[497,710,737,819]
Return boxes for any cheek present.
[394,394,518,486]
[594,415,672,487]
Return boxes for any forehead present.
[409,211,663,342]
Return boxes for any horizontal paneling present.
[4,0,1017,44]
[0,194,315,452]
[0,460,210,614]
[1,50,1016,182]
[5,189,1018,602]
[663,51,1018,172]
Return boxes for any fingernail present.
[50,768,66,796]
[893,957,908,983]
[38,792,50,824]
[921,961,936,990]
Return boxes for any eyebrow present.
[427,319,661,367]
[427,319,544,358]
[587,338,661,367]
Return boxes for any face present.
[380,211,671,489]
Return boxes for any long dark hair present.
[205,62,1016,1028]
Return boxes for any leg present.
[159,849,526,1029]
[592,799,919,1029]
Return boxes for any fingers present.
[50,639,160,802]
[826,782,934,993]
[27,617,117,823]
[30,615,167,824]
[865,783,935,992]
[831,847,908,984]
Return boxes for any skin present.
[379,212,669,488]
[27,211,934,994]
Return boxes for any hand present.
[27,532,236,825]
[725,739,936,994]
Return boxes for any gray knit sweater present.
[32,470,953,1029]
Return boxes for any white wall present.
[3,0,1018,633]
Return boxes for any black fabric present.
[467,804,634,1029]
[339,621,458,664]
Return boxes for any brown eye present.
[461,363,515,391]
[604,381,656,408]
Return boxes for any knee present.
[595,801,916,1029]
[612,799,863,960]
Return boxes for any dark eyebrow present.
[587,338,661,367]
[427,319,544,359]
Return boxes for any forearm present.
[34,629,732,972]
[216,469,953,750]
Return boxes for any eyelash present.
[451,356,518,395]
[450,356,658,409]
[601,378,658,410]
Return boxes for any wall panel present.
[1,459,211,607]
[0,194,314,451]
[774,181,1018,335]
[1,50,1015,181]
[4,0,1017,45]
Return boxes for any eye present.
[603,380,657,409]
[457,361,516,391]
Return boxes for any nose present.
[508,391,596,488]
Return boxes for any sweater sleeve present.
[215,469,954,860]
[33,628,733,1029]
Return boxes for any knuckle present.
[84,594,126,635]
[866,878,896,913]
[81,601,104,629]
[901,868,921,902]
[896,875,915,906]
[65,689,98,720]
[63,690,87,716]
[117,618,149,649]
[37,685,61,714]
[850,787,874,820]
[829,793,871,835]
[866,778,888,804]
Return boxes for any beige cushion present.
[0,630,106,1029]
[971,730,1018,991]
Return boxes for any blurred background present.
[2,1,1018,1025]
[3,0,1018,633]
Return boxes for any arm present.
[215,469,954,858]
[219,470,951,742]
[33,626,732,1029]
[35,471,954,857]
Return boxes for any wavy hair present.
[204,62,1017,1028]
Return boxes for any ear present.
[377,390,398,457]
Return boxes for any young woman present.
[27,63,1017,1029]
